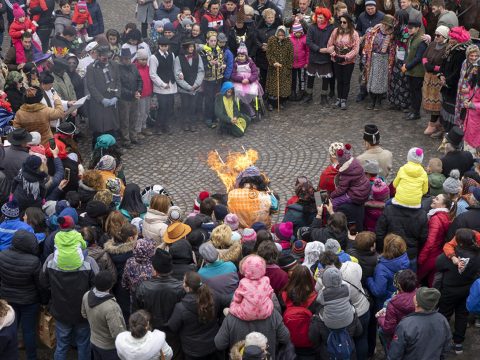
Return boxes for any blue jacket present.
[467,278,480,314]
[87,0,104,37]
[154,4,180,22]
[0,219,34,251]
[222,48,234,80]
[367,253,410,308]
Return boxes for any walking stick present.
[276,65,280,112]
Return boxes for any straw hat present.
[163,222,192,244]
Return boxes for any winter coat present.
[231,58,259,84]
[227,25,257,56]
[331,158,371,205]
[265,264,288,294]
[467,277,480,314]
[436,251,480,299]
[54,229,86,271]
[340,261,370,317]
[222,47,234,80]
[464,87,480,148]
[119,63,143,101]
[364,200,385,232]
[0,303,18,359]
[290,33,309,69]
[86,60,121,133]
[440,44,467,108]
[306,23,335,65]
[446,206,480,241]
[375,204,428,259]
[0,219,34,251]
[142,208,168,245]
[266,35,293,98]
[135,62,153,98]
[0,231,42,305]
[441,150,474,179]
[8,17,36,40]
[13,101,64,145]
[417,209,450,284]
[50,34,74,53]
[254,18,280,70]
[78,181,98,210]
[310,217,349,250]
[4,85,25,112]
[283,202,317,236]
[367,253,410,308]
[198,260,239,297]
[54,10,72,35]
[405,30,426,77]
[81,290,126,350]
[29,0,54,28]
[116,329,173,360]
[200,11,224,35]
[388,311,451,360]
[52,72,77,102]
[357,146,393,178]
[121,239,155,293]
[155,3,180,22]
[318,164,339,193]
[377,290,415,335]
[168,239,196,281]
[214,311,290,360]
[347,247,378,284]
[136,0,155,23]
[210,234,242,264]
[87,246,117,282]
[392,161,429,208]
[86,0,104,36]
[356,10,385,36]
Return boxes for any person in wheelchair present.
[214,81,250,137]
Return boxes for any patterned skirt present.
[388,58,410,109]
[422,72,442,114]
[366,53,389,94]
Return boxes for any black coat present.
[436,251,480,298]
[169,239,197,282]
[30,0,55,28]
[306,23,335,65]
[440,46,467,105]
[119,63,143,101]
[375,204,428,259]
[347,248,378,284]
[50,34,74,52]
[441,150,474,178]
[5,85,25,113]
[227,24,257,57]
[0,233,42,305]
[254,18,280,69]
[310,218,349,250]
[446,207,480,241]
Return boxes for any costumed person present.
[362,15,396,111]
[71,0,93,40]
[265,25,294,111]
[215,81,250,137]
[231,42,262,119]
[462,56,480,151]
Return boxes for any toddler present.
[9,4,42,65]
[364,178,390,232]
[289,21,309,101]
[71,0,92,39]
[26,0,48,23]
[228,254,274,321]
[426,157,446,196]
[54,216,87,270]
[392,147,429,208]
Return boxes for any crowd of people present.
[0,0,479,359]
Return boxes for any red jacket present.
[9,18,37,40]
[318,164,338,193]
[377,290,415,335]
[72,6,93,26]
[418,210,451,266]
[135,61,153,98]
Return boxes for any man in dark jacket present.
[86,0,104,37]
[388,287,451,360]
[447,189,480,240]
[29,0,55,52]
[50,25,76,53]
[375,204,428,271]
[133,249,184,359]
[356,0,384,37]
[4,31,35,71]
[441,126,474,178]
[40,249,98,360]
[0,129,31,189]
[0,230,43,360]
[155,0,180,22]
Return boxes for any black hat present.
[181,39,195,47]
[23,155,42,175]
[157,36,170,45]
[152,248,173,274]
[56,121,77,136]
[120,47,132,58]
[53,57,70,70]
[96,45,112,56]
[8,128,33,145]
[445,126,464,147]
[407,19,422,28]
[363,124,380,145]
[339,13,354,23]
[86,200,109,218]
[278,254,298,271]
[214,204,228,221]
[94,271,115,292]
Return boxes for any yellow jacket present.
[393,161,428,208]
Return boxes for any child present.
[231,42,262,119]
[228,254,274,321]
[54,215,87,271]
[364,178,389,232]
[289,21,309,101]
[134,48,153,138]
[71,0,92,40]
[426,157,446,196]
[392,147,429,208]
[364,159,381,185]
[8,4,42,65]
[106,29,121,58]
[27,0,48,23]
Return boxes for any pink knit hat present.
[449,26,471,43]
[13,4,25,20]
[372,178,390,202]
[77,0,88,9]
[273,222,293,242]
[241,228,257,243]
[336,144,352,166]
[224,213,239,231]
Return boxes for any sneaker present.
[453,343,463,354]
[475,318,480,328]
[340,99,347,110]
[332,98,341,108]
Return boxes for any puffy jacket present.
[375,204,428,259]
[364,200,385,232]
[467,278,480,314]
[377,291,415,335]
[306,23,335,65]
[417,209,450,271]
[0,219,34,251]
[331,158,371,205]
[0,230,42,305]
[143,208,168,245]
[222,47,234,80]
[436,251,480,299]
[290,33,309,69]
[86,0,104,36]
[347,247,378,284]
[318,164,338,192]
[446,207,480,241]
[283,202,317,236]
[392,161,428,208]
[367,253,410,307]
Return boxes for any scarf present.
[444,41,471,59]
[223,95,234,119]
[19,169,41,200]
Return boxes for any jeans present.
[354,310,370,360]
[333,62,355,100]
[11,302,39,360]
[407,75,423,115]
[54,321,91,360]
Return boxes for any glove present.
[101,98,111,107]
[110,97,118,106]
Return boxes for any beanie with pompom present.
[336,144,352,166]
[13,3,25,20]
[443,169,462,195]
[58,216,75,230]
[407,147,424,164]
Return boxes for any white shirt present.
[41,89,68,128]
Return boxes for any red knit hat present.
[273,222,294,242]
[58,216,75,230]
[193,191,210,211]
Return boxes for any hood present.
[0,305,15,331]
[87,290,114,308]
[218,240,242,263]
[19,103,47,112]
[55,230,83,248]
[379,253,410,273]
[144,208,168,225]
[133,239,156,263]
[339,158,365,176]
[104,239,137,255]
[117,330,166,358]
[12,230,39,255]
[322,266,343,287]
[230,340,246,360]
[240,254,266,280]
[169,239,193,263]
[428,173,445,190]
[403,162,426,178]
[78,180,96,193]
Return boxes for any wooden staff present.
[276,65,280,112]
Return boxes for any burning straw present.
[207,148,259,192]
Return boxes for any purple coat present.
[230,58,259,83]
[377,290,415,335]
[331,158,371,205]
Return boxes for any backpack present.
[281,292,315,348]
[326,328,354,360]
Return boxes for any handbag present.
[460,88,478,121]
[38,306,56,349]
[342,278,373,303]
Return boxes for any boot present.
[303,93,313,104]
[320,95,328,105]
[296,90,305,102]
[332,98,341,108]
[424,122,438,135]
[289,91,297,101]
[366,95,377,110]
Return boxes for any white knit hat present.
[435,25,450,39]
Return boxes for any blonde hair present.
[382,234,407,259]
[335,1,347,10]
[262,8,276,19]
[149,194,171,213]
[211,224,233,248]
[0,299,9,318]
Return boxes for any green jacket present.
[214,94,250,137]
[54,230,87,270]
[405,30,427,78]
[52,72,77,101]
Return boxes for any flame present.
[207,149,259,192]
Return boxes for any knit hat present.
[180,17,194,28]
[252,222,267,232]
[273,222,293,242]
[199,242,219,263]
[58,216,75,230]
[217,32,228,42]
[322,266,342,287]
[336,144,352,166]
[416,287,441,311]
[372,178,390,202]
[28,132,41,146]
[224,213,240,230]
[136,48,149,60]
[297,226,311,242]
[237,42,248,55]
[1,199,19,219]
[85,200,109,218]
[13,3,25,20]
[329,142,344,157]
[242,228,257,243]
[242,345,264,360]
[23,155,42,175]
[325,238,341,254]
[167,206,183,223]
[407,147,424,164]
[55,200,70,215]
[278,254,298,271]
[292,240,306,259]
[435,25,450,39]
[449,26,471,43]
[363,124,380,144]
[164,22,175,32]
[151,249,173,274]
[364,159,379,175]
[214,204,228,221]
[292,22,303,33]
[77,0,88,9]
[365,0,376,5]
[95,155,116,171]
[194,191,210,212]
[232,231,241,242]
[94,134,116,149]
[443,169,461,194]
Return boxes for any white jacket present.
[142,208,168,245]
[148,50,177,95]
[115,329,173,360]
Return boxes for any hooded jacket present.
[121,239,155,293]
[142,208,168,245]
[116,329,173,360]
[54,229,87,271]
[330,158,371,205]
[169,239,196,281]
[393,161,429,208]
[0,218,34,251]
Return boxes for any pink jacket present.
[464,87,480,148]
[326,28,360,65]
[229,255,274,321]
[290,33,309,69]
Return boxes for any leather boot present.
[303,93,313,103]
[424,122,438,135]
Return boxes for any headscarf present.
[302,241,325,270]
[275,25,288,38]
[95,155,116,171]
[94,134,116,150]
[5,71,23,87]
[120,183,148,216]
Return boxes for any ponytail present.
[443,193,457,221]
[185,271,215,323]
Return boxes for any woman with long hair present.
[119,183,148,221]
[310,211,349,250]
[105,210,129,243]
[23,206,48,242]
[284,180,317,234]
[327,13,359,110]
[167,271,224,359]
[143,194,171,245]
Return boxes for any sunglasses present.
[340,21,348,24]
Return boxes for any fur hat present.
[407,147,424,164]
[1,199,19,219]
[443,169,461,194]
[449,26,471,43]
[13,3,25,20]
[372,178,390,202]
[336,144,352,166]
[363,124,380,144]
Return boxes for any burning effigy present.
[207,148,273,229]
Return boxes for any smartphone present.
[319,190,329,204]
[48,138,56,150]
[314,191,322,208]
[64,168,71,182]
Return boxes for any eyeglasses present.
[340,21,347,24]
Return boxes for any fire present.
[207,148,259,192]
